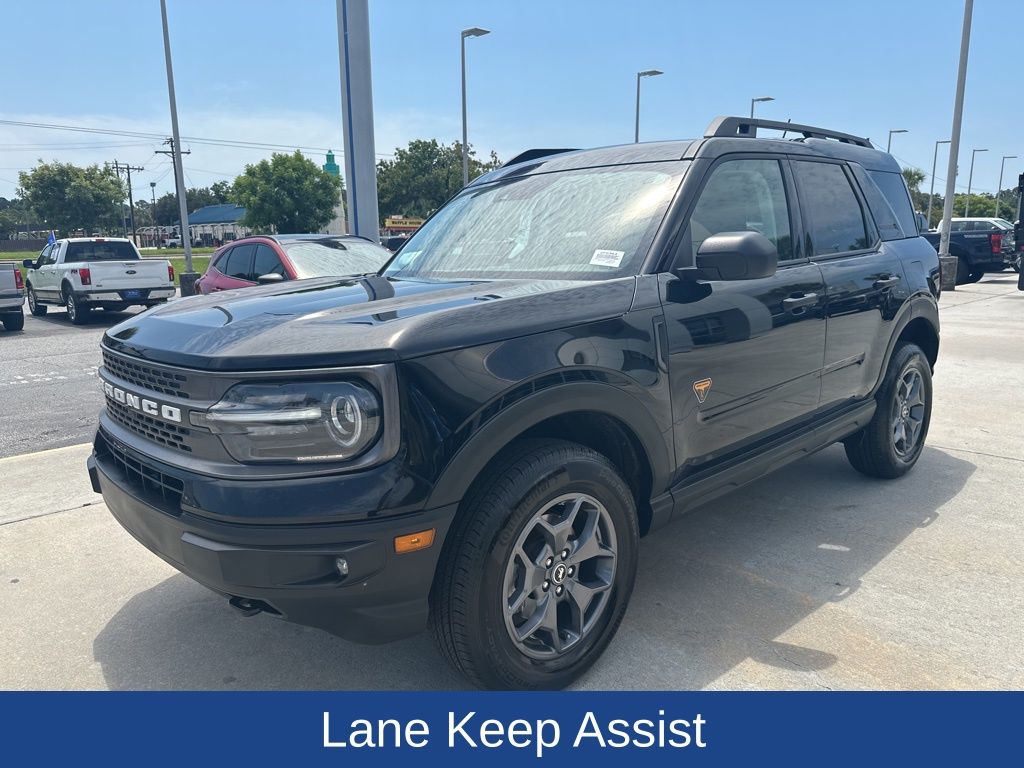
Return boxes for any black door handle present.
[873,275,901,289]
[783,292,819,312]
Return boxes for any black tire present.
[955,256,969,285]
[27,286,46,316]
[430,439,639,690]
[844,342,932,479]
[2,311,24,331]
[967,270,984,283]
[63,286,90,325]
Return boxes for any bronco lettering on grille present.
[103,381,182,423]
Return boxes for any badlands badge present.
[692,378,712,404]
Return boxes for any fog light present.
[335,557,349,576]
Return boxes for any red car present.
[195,235,392,294]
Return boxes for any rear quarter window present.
[867,170,919,239]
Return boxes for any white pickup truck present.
[0,261,25,331]
[23,238,176,325]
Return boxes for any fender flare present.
[870,294,939,396]
[425,380,673,510]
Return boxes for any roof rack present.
[502,148,578,167]
[704,116,872,148]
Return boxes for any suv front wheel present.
[431,439,639,689]
[844,342,932,478]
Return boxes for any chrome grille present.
[101,348,190,399]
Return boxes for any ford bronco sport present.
[88,117,940,689]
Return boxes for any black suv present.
[88,117,940,690]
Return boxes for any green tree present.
[17,161,124,234]
[232,151,341,233]
[0,198,29,239]
[152,184,238,226]
[376,139,501,223]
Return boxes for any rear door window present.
[850,165,904,240]
[794,161,872,256]
[223,244,256,281]
[252,244,286,278]
[866,170,918,239]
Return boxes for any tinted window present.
[949,221,969,232]
[283,240,391,278]
[253,244,286,278]
[850,164,904,240]
[683,158,793,262]
[223,244,256,281]
[795,162,870,255]
[867,171,918,239]
[65,241,139,262]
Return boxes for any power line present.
[0,118,393,157]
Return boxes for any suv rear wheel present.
[431,439,639,689]
[844,342,932,478]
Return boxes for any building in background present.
[182,203,250,246]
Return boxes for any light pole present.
[938,0,973,290]
[750,96,774,118]
[966,147,987,216]
[887,128,908,153]
[634,69,663,143]
[461,27,490,187]
[150,181,159,249]
[995,155,1017,219]
[159,0,196,293]
[927,140,951,229]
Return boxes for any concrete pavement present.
[1,276,1021,690]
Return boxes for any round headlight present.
[329,393,365,447]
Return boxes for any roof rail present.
[502,148,578,167]
[704,116,872,148]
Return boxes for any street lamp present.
[460,26,490,187]
[887,128,908,153]
[750,96,774,118]
[995,155,1017,219]
[634,69,663,143]
[150,181,159,249]
[927,140,951,229]
[966,147,988,216]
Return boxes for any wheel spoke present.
[893,420,906,447]
[567,578,610,616]
[907,375,925,408]
[514,593,554,644]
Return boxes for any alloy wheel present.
[891,368,926,457]
[501,493,617,659]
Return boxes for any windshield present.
[65,241,139,261]
[383,162,686,281]
[994,218,1014,229]
[283,240,391,279]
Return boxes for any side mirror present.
[22,259,34,269]
[257,273,284,284]
[688,231,778,281]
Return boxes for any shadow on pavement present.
[93,445,973,690]
[29,309,139,329]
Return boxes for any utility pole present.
[109,160,144,245]
[155,137,191,246]
[150,181,159,249]
[160,0,198,293]
[937,0,974,291]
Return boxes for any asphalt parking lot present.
[1,275,1022,690]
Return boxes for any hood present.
[102,275,636,371]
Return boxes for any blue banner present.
[1,691,1016,765]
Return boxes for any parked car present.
[23,238,176,325]
[195,235,392,295]
[0,261,25,331]
[89,116,940,690]
[922,217,1016,282]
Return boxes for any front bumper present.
[89,432,456,644]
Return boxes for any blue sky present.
[1,0,1020,201]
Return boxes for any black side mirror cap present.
[22,259,34,269]
[685,231,778,281]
